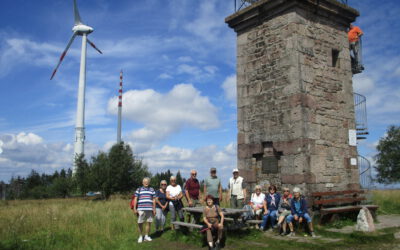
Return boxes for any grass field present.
[1,190,399,250]
[371,189,400,215]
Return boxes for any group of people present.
[132,167,240,245]
[249,185,315,237]
[132,167,315,245]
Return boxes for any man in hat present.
[204,167,222,205]
[228,168,246,209]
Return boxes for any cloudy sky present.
[0,0,399,187]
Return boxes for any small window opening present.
[332,49,340,67]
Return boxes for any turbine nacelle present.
[72,24,94,35]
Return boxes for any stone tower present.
[226,0,361,195]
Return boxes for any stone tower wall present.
[227,0,360,195]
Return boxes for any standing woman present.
[166,176,184,230]
[260,184,281,231]
[155,180,169,232]
[203,195,224,249]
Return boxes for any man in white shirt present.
[228,169,246,209]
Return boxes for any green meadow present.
[1,190,399,250]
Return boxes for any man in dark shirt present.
[185,169,201,224]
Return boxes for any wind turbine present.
[50,0,102,172]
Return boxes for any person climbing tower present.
[348,24,364,73]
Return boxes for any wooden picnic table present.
[182,207,248,228]
[183,206,248,216]
[173,207,257,230]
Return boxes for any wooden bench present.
[311,190,378,223]
[171,221,203,230]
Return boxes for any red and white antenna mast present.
[117,70,123,143]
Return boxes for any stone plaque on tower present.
[226,0,361,195]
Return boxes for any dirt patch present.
[326,214,400,234]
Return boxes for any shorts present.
[138,210,153,223]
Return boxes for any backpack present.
[242,204,254,221]
[129,187,144,209]
[129,194,136,209]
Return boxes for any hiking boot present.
[144,235,152,242]
[137,236,143,243]
[311,232,316,238]
[287,232,295,237]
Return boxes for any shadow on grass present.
[150,227,171,240]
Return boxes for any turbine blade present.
[50,33,77,80]
[87,38,103,54]
[73,0,82,25]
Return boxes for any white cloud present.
[177,64,202,77]
[85,87,112,125]
[0,37,62,77]
[158,73,173,79]
[353,74,375,94]
[178,56,192,62]
[204,65,218,75]
[16,132,43,145]
[221,74,237,104]
[0,132,105,181]
[352,72,400,124]
[184,0,226,43]
[0,133,70,174]
[394,66,400,77]
[140,142,237,186]
[108,84,220,151]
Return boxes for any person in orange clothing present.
[348,24,364,71]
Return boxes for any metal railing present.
[234,0,259,12]
[354,92,368,140]
[234,0,349,12]
[358,155,372,189]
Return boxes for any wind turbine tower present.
[117,70,123,144]
[50,0,102,172]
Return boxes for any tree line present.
[4,142,184,200]
[3,125,399,199]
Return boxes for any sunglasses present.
[161,184,167,186]
[191,173,197,176]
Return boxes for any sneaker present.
[137,236,143,243]
[287,232,295,237]
[280,231,286,236]
[144,235,152,242]
[259,226,264,231]
[311,232,316,238]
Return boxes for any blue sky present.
[0,0,399,188]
